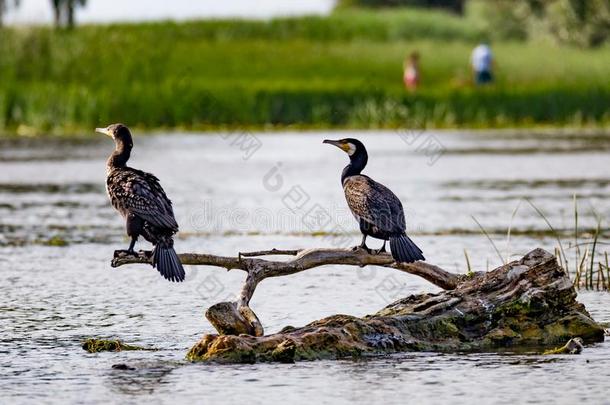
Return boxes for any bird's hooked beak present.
[95,126,113,137]
[323,139,350,153]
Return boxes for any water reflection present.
[107,360,181,396]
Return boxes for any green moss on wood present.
[543,337,584,355]
[186,249,605,363]
[82,338,156,353]
[43,236,69,246]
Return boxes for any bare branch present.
[110,246,461,336]
[111,247,459,290]
[239,248,300,258]
[111,250,244,271]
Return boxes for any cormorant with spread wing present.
[97,123,185,282]
[324,138,424,263]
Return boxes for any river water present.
[0,130,608,404]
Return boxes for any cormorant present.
[323,138,425,263]
[97,124,185,282]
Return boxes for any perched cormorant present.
[324,138,425,263]
[97,124,185,282]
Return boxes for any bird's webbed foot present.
[113,249,138,258]
[353,244,372,254]
[352,235,371,253]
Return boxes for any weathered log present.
[111,247,604,363]
[184,249,604,363]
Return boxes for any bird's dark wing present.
[343,175,406,234]
[107,168,178,231]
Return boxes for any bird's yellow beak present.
[323,139,349,152]
[95,127,112,137]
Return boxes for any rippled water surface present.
[0,130,609,404]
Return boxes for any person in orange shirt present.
[403,51,420,91]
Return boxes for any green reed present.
[474,196,608,291]
[1,11,610,135]
[530,196,608,291]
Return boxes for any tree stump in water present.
[111,247,604,363]
[184,249,604,363]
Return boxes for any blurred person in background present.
[471,43,494,85]
[403,51,420,91]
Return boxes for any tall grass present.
[472,196,609,291]
[1,11,610,135]
[525,197,608,291]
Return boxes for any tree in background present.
[470,0,609,47]
[51,0,86,28]
[544,0,610,47]
[0,0,20,27]
[338,0,609,47]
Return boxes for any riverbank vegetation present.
[1,7,609,136]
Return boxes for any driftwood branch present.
[186,249,605,363]
[111,247,461,336]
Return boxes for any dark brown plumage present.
[324,138,424,263]
[343,174,406,237]
[98,123,185,282]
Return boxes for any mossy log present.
[112,248,604,363]
[82,338,156,353]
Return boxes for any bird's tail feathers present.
[152,240,185,282]
[389,234,425,263]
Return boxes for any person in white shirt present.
[471,43,494,85]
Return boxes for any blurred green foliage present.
[342,0,610,47]
[463,0,610,46]
[0,9,609,135]
[544,0,610,47]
